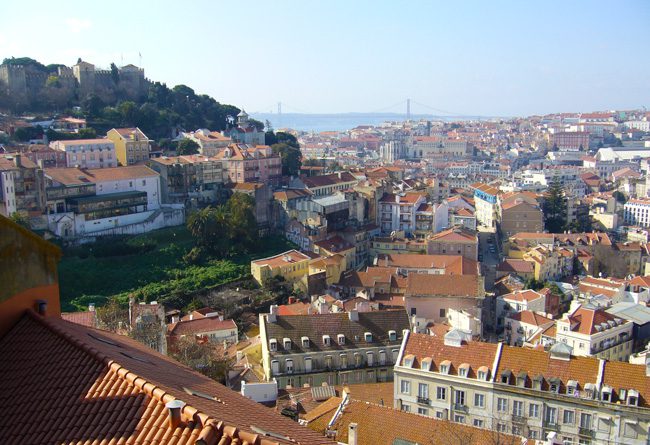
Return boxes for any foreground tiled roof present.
[308,399,522,445]
[0,311,333,445]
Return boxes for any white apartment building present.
[378,192,428,235]
[472,183,499,229]
[556,305,634,361]
[496,288,549,330]
[394,331,650,445]
[504,311,554,347]
[624,198,650,228]
[50,139,117,169]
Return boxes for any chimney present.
[348,309,359,322]
[348,423,358,445]
[288,296,296,304]
[88,303,95,312]
[236,350,243,362]
[189,314,193,321]
[165,399,185,430]
[35,299,47,316]
[268,305,278,323]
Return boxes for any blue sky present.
[1,0,648,116]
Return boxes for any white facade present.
[95,174,161,210]
[0,170,16,216]
[50,139,117,169]
[624,199,650,228]
[240,381,278,403]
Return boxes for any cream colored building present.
[556,305,634,361]
[394,331,650,444]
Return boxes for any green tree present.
[248,118,265,132]
[9,212,30,229]
[613,191,627,204]
[187,206,230,257]
[542,177,567,233]
[226,192,259,249]
[272,143,302,176]
[275,131,299,148]
[177,138,200,155]
[168,336,233,383]
[118,101,138,125]
[13,126,43,142]
[82,94,105,119]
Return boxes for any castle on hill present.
[0,59,151,107]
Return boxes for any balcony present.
[512,415,526,424]
[543,421,558,431]
[579,427,594,438]
[417,396,430,405]
[453,403,468,413]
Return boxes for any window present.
[379,350,387,365]
[364,332,373,343]
[269,339,277,352]
[417,407,428,415]
[513,400,523,417]
[400,379,411,395]
[142,180,146,186]
[497,397,508,412]
[418,383,429,399]
[401,404,410,412]
[367,351,374,366]
[529,403,540,418]
[337,334,345,345]
[340,353,348,369]
[496,423,507,433]
[388,330,397,341]
[325,355,332,369]
[453,414,465,423]
[544,407,557,425]
[323,335,331,346]
[285,359,294,374]
[458,366,468,377]
[439,308,446,317]
[580,413,592,430]
[474,393,485,408]
[473,419,484,428]
[271,360,279,374]
[436,387,446,400]
[439,363,449,374]
[623,421,638,439]
[355,353,362,367]
[477,370,487,381]
[301,336,309,348]
[454,390,465,406]
[563,410,574,425]
[305,357,312,372]
[283,338,291,350]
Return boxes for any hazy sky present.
[2,0,649,116]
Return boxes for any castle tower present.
[237,109,250,129]
[73,60,96,96]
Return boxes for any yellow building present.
[309,254,345,286]
[251,249,312,291]
[523,245,574,281]
[107,127,151,166]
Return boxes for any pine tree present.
[543,177,567,233]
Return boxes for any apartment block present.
[259,308,410,389]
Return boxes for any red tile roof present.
[168,317,237,337]
[375,254,479,275]
[0,311,332,444]
[61,310,97,328]
[406,274,482,297]
[507,310,553,327]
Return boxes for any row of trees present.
[186,193,258,260]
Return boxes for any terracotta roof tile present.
[406,274,481,297]
[309,400,522,445]
[403,333,497,378]
[0,311,333,444]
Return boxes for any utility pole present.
[406,98,411,122]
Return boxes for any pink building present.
[215,144,281,185]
